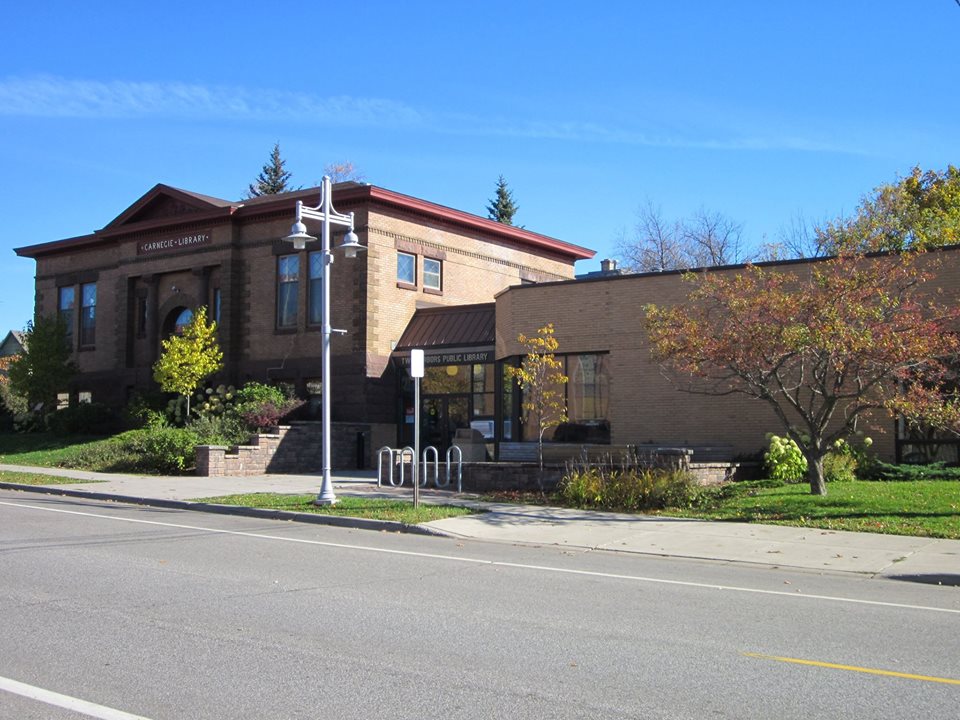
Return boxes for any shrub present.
[46,402,118,436]
[823,451,857,483]
[764,434,807,482]
[241,399,305,432]
[235,382,287,409]
[126,426,200,473]
[560,466,704,512]
[859,461,960,482]
[188,413,250,446]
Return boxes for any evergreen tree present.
[246,142,294,197]
[486,175,519,225]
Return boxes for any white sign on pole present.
[411,349,425,378]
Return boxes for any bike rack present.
[421,446,439,487]
[376,446,416,488]
[436,446,463,492]
[377,445,463,492]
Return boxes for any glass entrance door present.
[422,395,470,452]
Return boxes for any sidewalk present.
[1,463,958,581]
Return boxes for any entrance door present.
[422,395,470,452]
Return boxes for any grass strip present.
[192,493,478,525]
[0,470,104,486]
[661,480,960,540]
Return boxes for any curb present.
[0,482,452,537]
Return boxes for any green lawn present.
[663,480,960,539]
[0,470,102,486]
[0,432,107,467]
[193,493,478,525]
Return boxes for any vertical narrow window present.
[277,254,299,328]
[213,288,221,324]
[58,286,75,345]
[136,296,147,338]
[308,251,323,325]
[423,258,442,291]
[397,252,416,286]
[80,282,96,346]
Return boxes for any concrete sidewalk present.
[2,463,958,581]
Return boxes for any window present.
[277,254,299,328]
[213,288,221,324]
[308,251,323,325]
[397,252,416,286]
[515,352,611,444]
[56,393,70,410]
[58,286,75,344]
[136,296,147,338]
[172,308,193,335]
[423,258,442,291]
[80,283,96,346]
[78,391,92,404]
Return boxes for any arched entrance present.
[162,306,194,338]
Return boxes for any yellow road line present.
[743,652,960,686]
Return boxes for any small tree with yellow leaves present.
[153,306,223,417]
[507,323,568,474]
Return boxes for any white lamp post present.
[283,175,365,505]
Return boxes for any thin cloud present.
[0,74,857,154]
[0,75,424,126]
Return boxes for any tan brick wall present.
[496,251,960,462]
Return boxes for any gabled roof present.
[102,184,235,230]
[0,330,26,356]
[15,182,595,262]
[393,303,496,352]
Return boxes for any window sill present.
[274,327,298,335]
[423,287,443,296]
[396,282,417,291]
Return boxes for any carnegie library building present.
[15,182,956,470]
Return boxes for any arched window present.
[172,308,193,335]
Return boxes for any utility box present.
[453,428,487,462]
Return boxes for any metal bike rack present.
[376,446,416,487]
[435,446,463,492]
[421,446,439,487]
[377,445,462,492]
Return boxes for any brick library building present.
[15,182,958,468]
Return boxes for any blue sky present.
[2,1,959,332]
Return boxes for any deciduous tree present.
[153,306,223,417]
[506,324,568,476]
[644,250,959,495]
[616,202,748,271]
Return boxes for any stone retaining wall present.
[196,421,393,477]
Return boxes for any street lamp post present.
[283,176,365,505]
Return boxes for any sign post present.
[410,349,425,508]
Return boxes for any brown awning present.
[393,303,495,352]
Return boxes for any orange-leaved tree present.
[644,248,960,496]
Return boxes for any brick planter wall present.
[196,421,393,477]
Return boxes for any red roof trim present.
[357,185,595,260]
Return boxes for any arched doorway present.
[162,306,194,338]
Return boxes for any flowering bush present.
[764,434,807,482]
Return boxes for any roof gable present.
[103,184,234,230]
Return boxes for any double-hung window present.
[423,258,442,291]
[308,251,323,325]
[277,254,299,328]
[79,283,96,346]
[397,252,416,286]
[58,286,76,345]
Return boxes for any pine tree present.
[246,142,294,198]
[486,175,519,225]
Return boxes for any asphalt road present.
[1,490,958,720]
